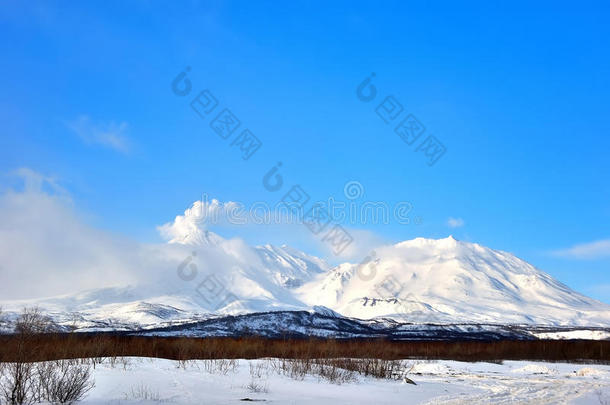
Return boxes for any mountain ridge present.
[1,233,609,331]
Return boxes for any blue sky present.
[1,1,610,301]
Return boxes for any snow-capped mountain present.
[297,236,610,325]
[2,233,609,333]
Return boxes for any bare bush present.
[0,307,50,405]
[200,359,238,375]
[270,358,355,383]
[270,357,309,380]
[176,359,192,370]
[313,361,357,384]
[36,360,94,404]
[106,356,131,370]
[246,361,270,393]
[14,308,54,335]
[246,380,268,393]
[249,361,270,379]
[124,382,161,401]
[269,357,412,384]
[331,358,412,380]
[0,361,39,405]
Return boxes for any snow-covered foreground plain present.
[81,358,610,404]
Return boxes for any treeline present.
[0,333,608,364]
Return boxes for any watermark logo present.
[281,185,310,218]
[262,162,283,192]
[176,251,243,312]
[172,67,263,161]
[231,130,263,160]
[356,250,378,281]
[210,108,241,139]
[171,66,192,96]
[343,180,364,200]
[177,251,198,282]
[190,90,218,118]
[375,274,401,297]
[356,72,377,102]
[395,114,425,146]
[195,273,241,311]
[376,96,404,123]
[415,135,447,166]
[321,224,355,256]
[356,73,447,167]
[303,203,332,235]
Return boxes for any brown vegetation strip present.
[0,334,608,363]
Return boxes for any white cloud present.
[11,168,67,195]
[66,115,130,153]
[552,239,610,260]
[0,172,289,301]
[447,217,465,228]
[0,171,127,298]
[157,198,242,244]
[0,169,189,300]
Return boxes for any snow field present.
[76,358,610,404]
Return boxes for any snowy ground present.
[78,358,610,404]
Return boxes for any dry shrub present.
[37,360,95,404]
[1,307,50,405]
[202,359,238,374]
[269,357,410,384]
[249,361,270,379]
[246,380,268,393]
[124,382,161,401]
[246,361,270,393]
[0,361,38,405]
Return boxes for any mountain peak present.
[298,236,610,326]
[395,235,460,250]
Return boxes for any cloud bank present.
[0,169,197,300]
